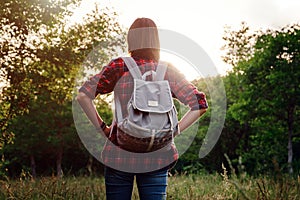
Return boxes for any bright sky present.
[71,0,300,79]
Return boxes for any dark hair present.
[127,18,160,61]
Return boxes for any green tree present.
[1,0,125,177]
[242,25,300,174]
[0,0,82,177]
[222,23,300,174]
[0,0,81,145]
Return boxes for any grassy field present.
[0,170,299,200]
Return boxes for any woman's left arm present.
[76,92,111,136]
[178,108,207,133]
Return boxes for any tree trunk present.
[287,108,294,174]
[287,133,293,174]
[56,148,63,178]
[87,155,93,176]
[30,155,37,179]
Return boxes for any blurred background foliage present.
[0,0,299,179]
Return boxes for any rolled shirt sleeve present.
[166,63,208,111]
[79,59,123,99]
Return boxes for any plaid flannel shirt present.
[79,57,208,172]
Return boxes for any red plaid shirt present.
[79,57,208,172]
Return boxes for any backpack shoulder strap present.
[115,57,141,123]
[154,61,168,81]
[121,57,142,79]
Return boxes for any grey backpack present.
[114,57,179,153]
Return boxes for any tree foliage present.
[222,23,300,175]
[1,0,125,177]
[0,0,81,135]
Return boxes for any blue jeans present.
[104,167,168,200]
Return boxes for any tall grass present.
[0,171,299,199]
[0,176,106,200]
